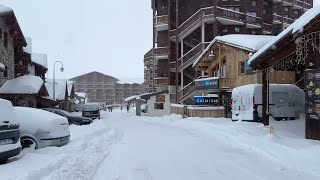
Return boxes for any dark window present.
[252,0,257,6]
[0,28,2,39]
[239,62,245,74]
[4,32,8,48]
[4,66,8,77]
[154,103,164,110]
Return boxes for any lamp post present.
[53,61,64,101]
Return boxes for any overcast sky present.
[1,0,152,81]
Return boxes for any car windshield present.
[58,110,76,117]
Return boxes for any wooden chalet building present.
[249,5,320,140]
[144,0,312,103]
[192,34,295,117]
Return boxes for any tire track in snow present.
[24,122,123,180]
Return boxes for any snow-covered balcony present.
[154,76,168,87]
[273,14,282,24]
[215,7,245,26]
[246,15,262,29]
[154,15,168,31]
[153,46,169,60]
[263,23,273,34]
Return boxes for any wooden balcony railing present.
[263,23,273,33]
[144,48,153,59]
[154,15,169,26]
[154,47,169,57]
[177,81,195,102]
[246,15,262,27]
[178,42,210,69]
[154,77,169,86]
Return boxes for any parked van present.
[232,84,305,121]
[0,99,21,164]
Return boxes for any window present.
[295,10,299,15]
[239,62,245,74]
[252,30,257,35]
[154,103,164,110]
[235,27,240,32]
[252,0,256,6]
[284,7,289,11]
[222,27,228,33]
[4,32,8,48]
[234,7,240,12]
[4,66,8,77]
[246,11,257,17]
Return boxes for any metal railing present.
[216,7,245,23]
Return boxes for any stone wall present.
[0,17,15,87]
[171,105,225,118]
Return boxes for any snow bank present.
[0,75,44,94]
[31,53,48,69]
[249,5,320,64]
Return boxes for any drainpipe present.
[175,0,179,103]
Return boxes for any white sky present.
[315,0,320,6]
[0,0,152,81]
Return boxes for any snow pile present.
[31,53,48,69]
[249,5,320,64]
[0,4,12,16]
[0,75,44,94]
[193,34,274,67]
[23,37,32,54]
[45,79,67,101]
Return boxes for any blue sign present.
[194,96,219,106]
[195,78,219,90]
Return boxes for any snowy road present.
[1,110,320,180]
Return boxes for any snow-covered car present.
[42,108,93,125]
[0,99,21,164]
[14,107,70,149]
[82,103,101,120]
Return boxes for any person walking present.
[126,105,129,112]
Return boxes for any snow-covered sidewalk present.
[1,110,320,180]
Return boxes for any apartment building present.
[144,0,312,103]
[71,71,142,105]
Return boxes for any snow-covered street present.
[1,110,320,180]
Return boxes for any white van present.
[0,99,21,164]
[232,84,305,121]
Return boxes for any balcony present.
[246,15,262,29]
[170,61,176,72]
[144,48,154,59]
[215,7,245,26]
[262,23,273,34]
[154,77,169,86]
[154,47,169,60]
[154,15,169,31]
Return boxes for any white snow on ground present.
[1,110,320,180]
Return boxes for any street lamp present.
[53,61,64,101]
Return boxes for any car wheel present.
[21,137,37,150]
[0,159,8,164]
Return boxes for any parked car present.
[14,107,70,149]
[0,99,21,164]
[232,84,305,121]
[82,103,101,120]
[43,108,93,125]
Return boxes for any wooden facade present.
[249,9,320,140]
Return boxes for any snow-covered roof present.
[23,37,32,54]
[249,5,320,64]
[124,95,138,102]
[0,75,44,94]
[0,5,12,16]
[67,81,74,97]
[31,53,48,69]
[0,63,5,72]
[45,79,67,101]
[75,92,86,98]
[117,77,144,84]
[194,77,219,82]
[193,34,274,68]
